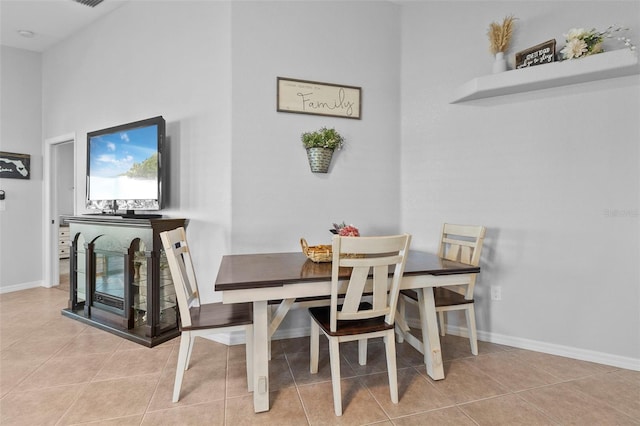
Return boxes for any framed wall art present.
[0,151,31,179]
[277,77,361,119]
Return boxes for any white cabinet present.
[59,226,70,259]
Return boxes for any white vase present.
[492,52,507,73]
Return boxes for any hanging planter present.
[306,147,334,173]
[301,127,344,174]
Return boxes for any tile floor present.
[1,286,639,425]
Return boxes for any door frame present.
[43,133,76,288]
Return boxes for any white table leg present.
[253,300,270,412]
[418,288,444,380]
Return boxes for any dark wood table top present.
[215,250,480,292]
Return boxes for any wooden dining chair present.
[398,223,485,355]
[309,234,411,416]
[160,227,253,402]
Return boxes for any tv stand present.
[121,211,163,219]
[81,211,163,219]
[61,215,187,347]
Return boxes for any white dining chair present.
[160,227,253,402]
[398,223,485,355]
[309,234,411,416]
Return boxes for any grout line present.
[283,351,312,425]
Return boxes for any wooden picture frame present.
[277,77,361,119]
[0,151,31,179]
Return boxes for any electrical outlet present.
[490,286,502,301]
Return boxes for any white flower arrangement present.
[560,25,636,60]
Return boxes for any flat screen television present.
[86,116,165,216]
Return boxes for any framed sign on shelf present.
[277,77,361,119]
[515,39,556,69]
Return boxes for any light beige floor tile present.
[228,342,249,364]
[15,352,110,391]
[142,400,225,425]
[93,346,172,380]
[438,334,478,361]
[268,338,287,360]
[287,345,357,386]
[614,368,640,384]
[58,375,160,425]
[394,340,427,367]
[1,335,70,362]
[564,370,640,419]
[2,287,639,425]
[390,406,476,425]
[267,356,297,390]
[0,355,41,397]
[29,316,88,340]
[55,329,125,357]
[462,350,560,391]
[225,387,308,425]
[279,336,312,356]
[226,357,253,398]
[298,377,388,425]
[361,367,454,418]
[0,323,42,351]
[0,383,85,426]
[177,337,228,366]
[69,415,144,425]
[146,350,227,411]
[342,340,416,375]
[458,393,555,425]
[512,349,616,380]
[518,381,638,425]
[420,359,510,404]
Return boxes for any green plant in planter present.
[301,127,344,173]
[301,127,344,150]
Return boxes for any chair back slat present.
[160,227,200,328]
[330,234,411,332]
[438,224,486,267]
[437,224,486,300]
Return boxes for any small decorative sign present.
[277,77,361,119]
[0,151,31,179]
[515,39,556,69]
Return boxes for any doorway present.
[44,134,76,289]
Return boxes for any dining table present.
[215,250,480,413]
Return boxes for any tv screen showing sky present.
[88,124,159,200]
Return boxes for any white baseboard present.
[0,280,44,294]
[444,324,640,372]
[204,325,311,346]
[205,323,639,372]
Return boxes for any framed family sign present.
[277,77,361,119]
[0,151,31,179]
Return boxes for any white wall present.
[400,1,639,364]
[41,1,234,301]
[0,46,43,291]
[230,2,402,253]
[2,0,638,366]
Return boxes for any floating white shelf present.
[451,49,639,103]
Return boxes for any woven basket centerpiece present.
[301,238,332,263]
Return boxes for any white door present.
[44,134,76,287]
